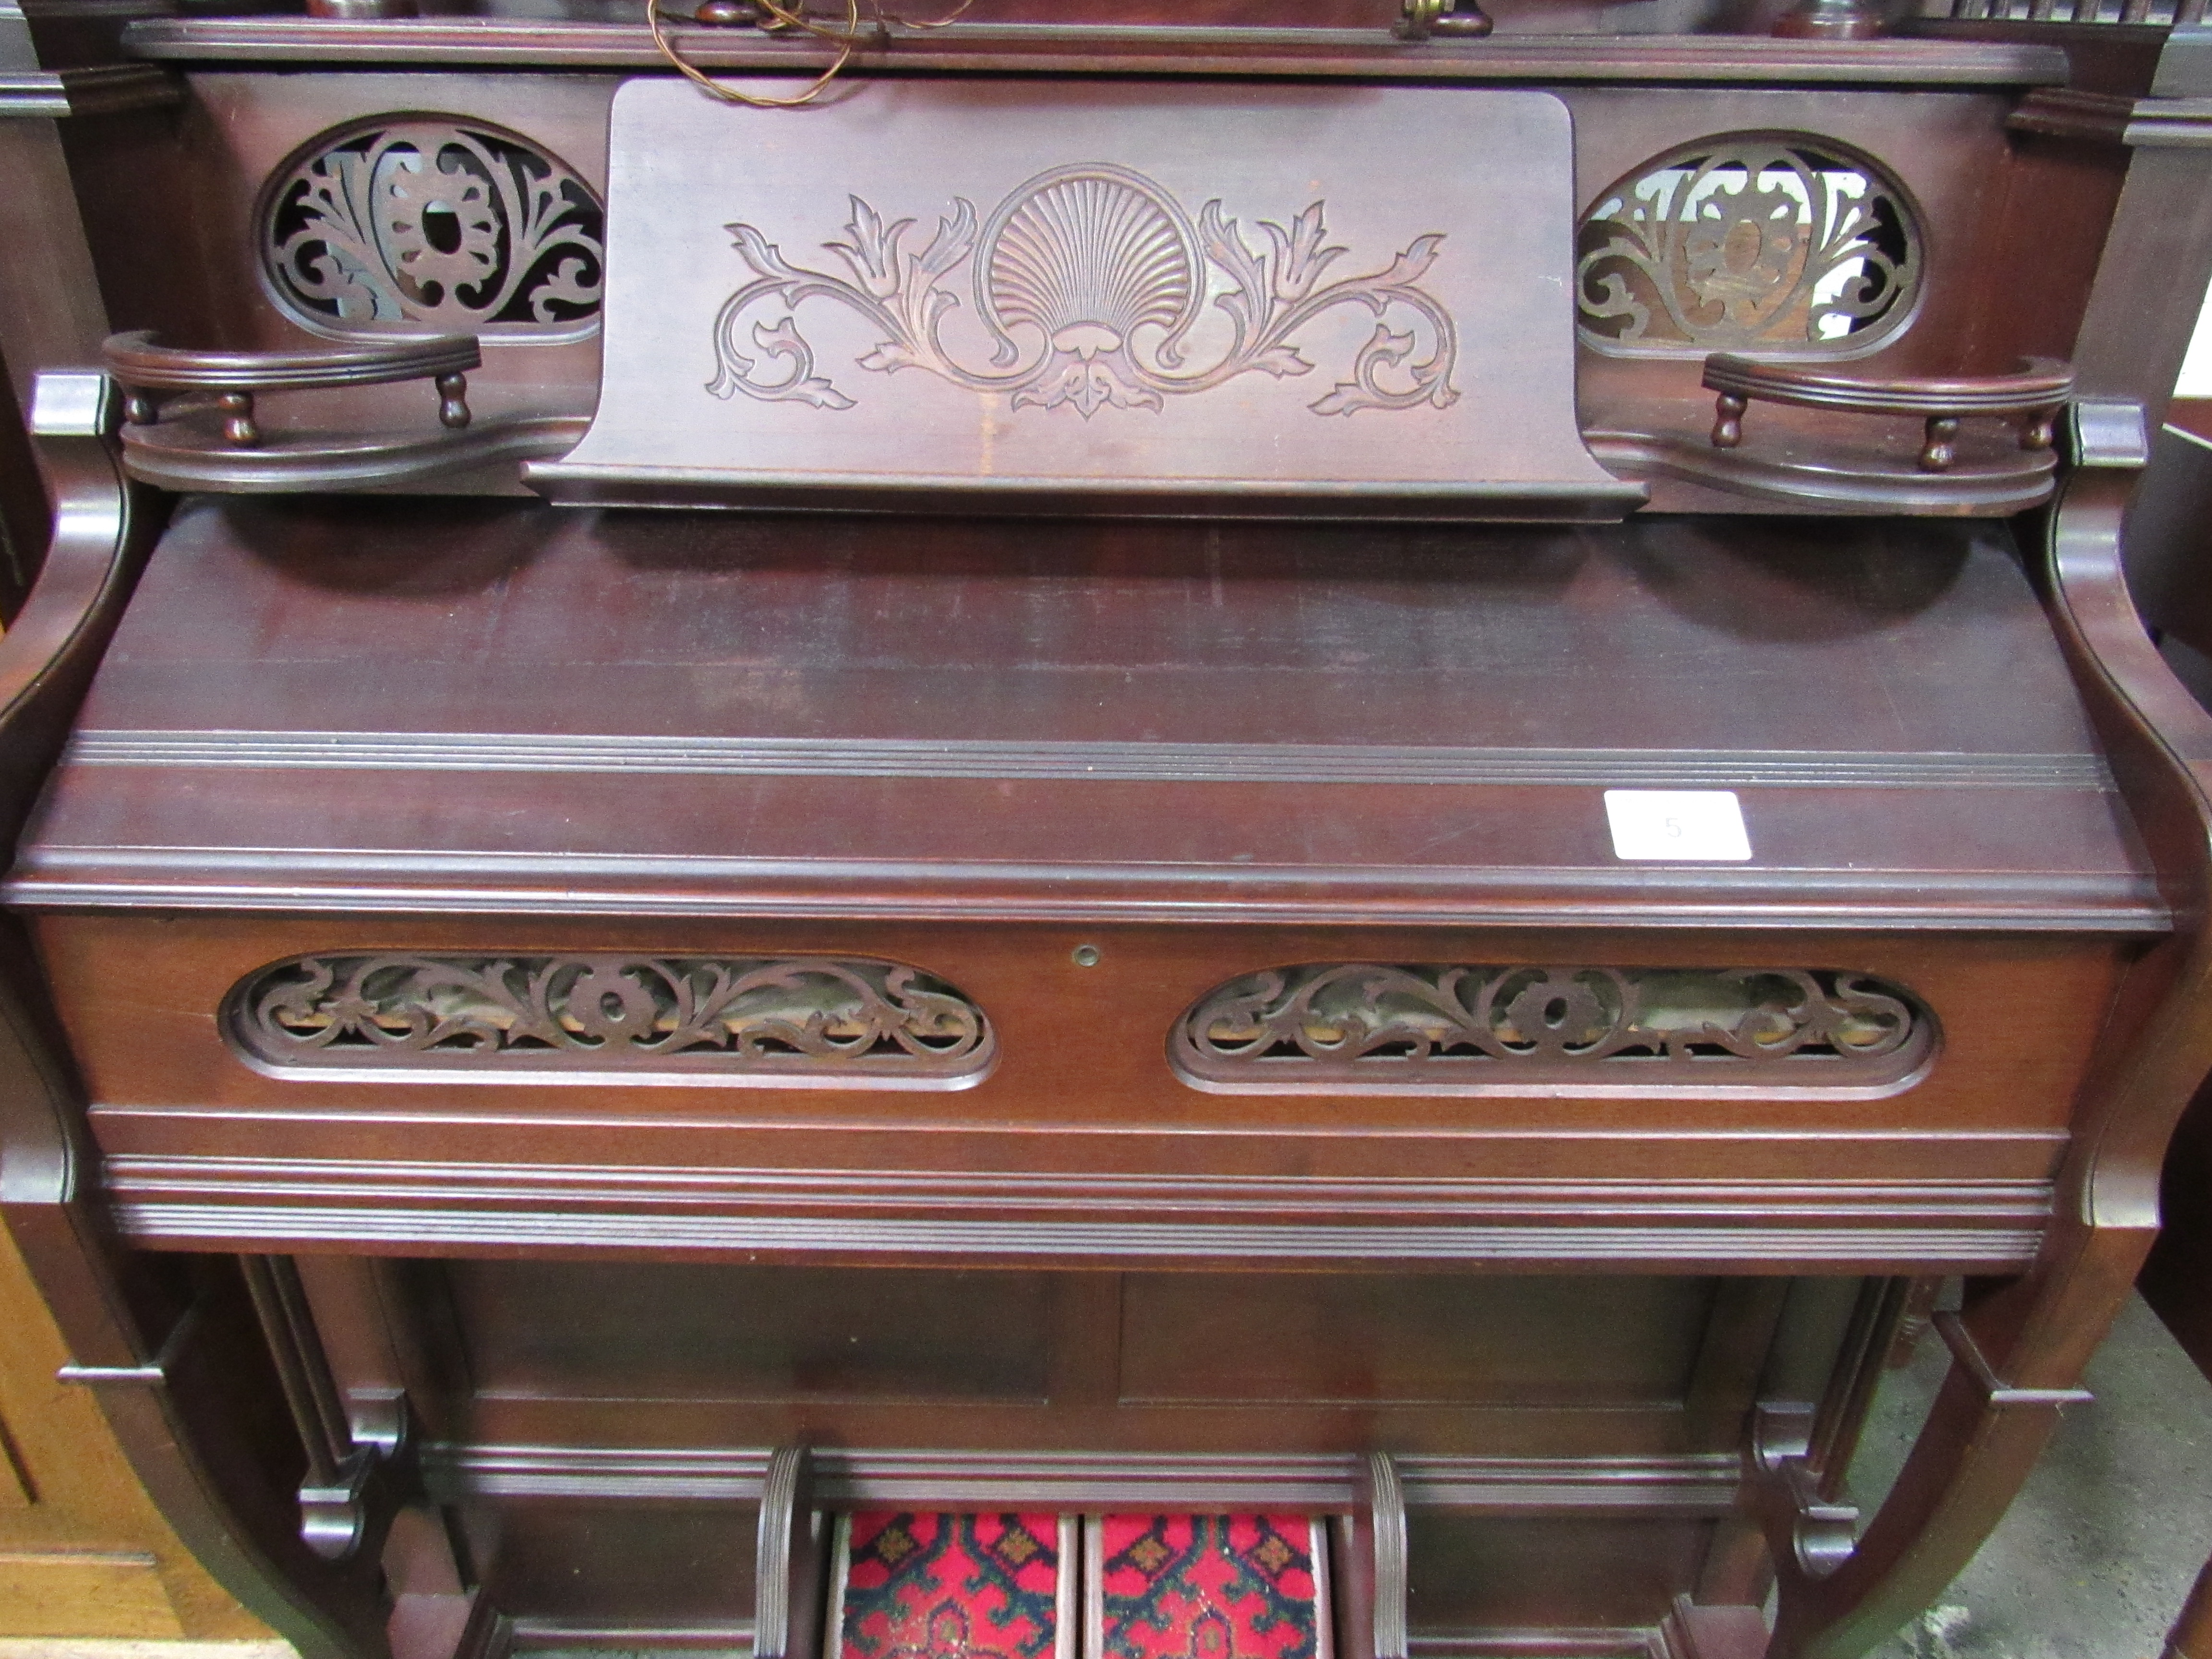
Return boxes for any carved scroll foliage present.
[1577,138,1920,354]
[707,162,1459,419]
[263,119,605,337]
[1174,965,1933,1094]
[228,953,992,1085]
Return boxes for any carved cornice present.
[116,19,2069,84]
[2009,85,2212,146]
[0,63,178,118]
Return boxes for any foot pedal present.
[1088,1517,1334,1659]
[828,1513,1080,1659]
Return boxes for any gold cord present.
[891,0,977,27]
[648,0,985,106]
[648,0,863,108]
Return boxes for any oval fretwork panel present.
[1576,136,1922,356]
[1172,964,1934,1096]
[261,117,606,339]
[226,953,994,1088]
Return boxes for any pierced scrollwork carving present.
[227,953,993,1086]
[262,118,605,338]
[1576,138,1921,355]
[1173,964,1933,1095]
[706,162,1459,420]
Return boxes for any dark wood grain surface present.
[6,497,2162,928]
[4,10,2210,1657]
[0,493,2155,1275]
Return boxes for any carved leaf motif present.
[704,162,1458,420]
[1575,137,1920,354]
[827,195,914,299]
[1264,204,1347,303]
[726,223,816,287]
[1249,345,1314,379]
[376,148,501,308]
[1173,964,1932,1094]
[229,953,994,1083]
[917,202,979,282]
[1199,200,1272,349]
[264,118,605,337]
[750,318,859,409]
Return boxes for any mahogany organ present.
[2,3,2212,1659]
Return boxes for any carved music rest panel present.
[226,953,994,1087]
[1174,964,1934,1096]
[533,79,1636,518]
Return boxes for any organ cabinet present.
[1,4,2211,1659]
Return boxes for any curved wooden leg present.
[2,964,392,1659]
[2167,1555,2212,1659]
[1765,1237,2134,1659]
[1767,1356,2067,1658]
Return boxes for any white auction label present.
[1604,790,1753,862]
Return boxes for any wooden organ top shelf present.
[2,6,2212,1659]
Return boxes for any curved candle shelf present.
[104,330,480,446]
[100,332,585,491]
[1702,353,2074,473]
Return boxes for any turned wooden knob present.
[1920,414,1960,473]
[218,390,258,447]
[1711,392,1747,450]
[435,372,471,431]
[1395,0,1492,37]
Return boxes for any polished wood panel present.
[448,1262,1057,1402]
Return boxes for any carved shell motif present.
[977,165,1204,361]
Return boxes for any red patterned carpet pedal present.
[1087,1516,1334,1659]
[827,1513,1079,1659]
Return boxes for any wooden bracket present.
[755,1444,825,1659]
[56,1301,199,1388]
[1932,1313,2094,1410]
[1336,1452,1409,1659]
[2068,398,2152,471]
[242,1254,417,1563]
[1751,1405,1859,1582]
[1662,1594,1772,1659]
